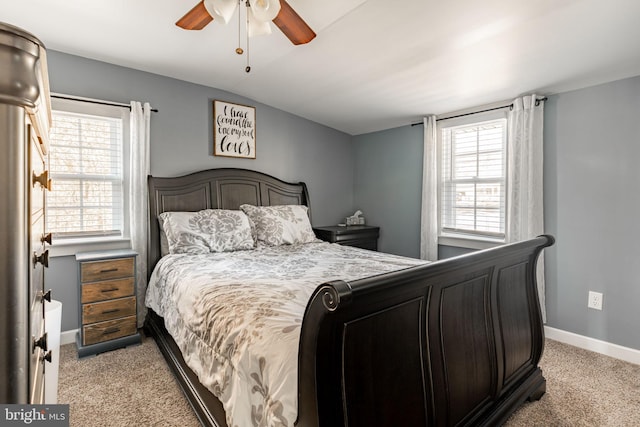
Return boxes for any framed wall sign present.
[213,100,256,159]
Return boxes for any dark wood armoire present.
[0,22,52,404]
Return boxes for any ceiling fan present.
[176,0,316,46]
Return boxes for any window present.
[440,118,506,242]
[47,99,129,242]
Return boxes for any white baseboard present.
[61,329,78,346]
[544,326,640,365]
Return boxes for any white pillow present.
[239,204,319,246]
[159,209,255,254]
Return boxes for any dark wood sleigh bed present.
[144,168,554,427]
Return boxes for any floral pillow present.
[159,209,255,254]
[239,204,319,246]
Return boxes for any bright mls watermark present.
[0,405,69,426]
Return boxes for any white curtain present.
[420,115,439,261]
[130,101,151,327]
[506,95,546,321]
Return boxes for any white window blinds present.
[441,119,506,239]
[47,111,124,238]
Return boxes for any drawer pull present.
[100,288,120,293]
[32,170,52,191]
[100,268,119,273]
[42,350,52,363]
[33,333,48,353]
[102,327,121,335]
[41,232,52,245]
[101,309,120,314]
[33,250,49,268]
[42,289,52,303]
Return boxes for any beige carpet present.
[506,340,640,426]
[58,337,640,426]
[58,337,199,426]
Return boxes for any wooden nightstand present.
[75,249,142,357]
[313,225,380,251]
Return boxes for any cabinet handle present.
[33,250,49,268]
[100,288,119,293]
[102,327,121,335]
[42,289,52,303]
[32,170,52,191]
[41,232,52,245]
[33,333,48,353]
[100,268,118,273]
[101,309,120,315]
[42,350,52,363]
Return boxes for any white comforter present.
[145,242,426,427]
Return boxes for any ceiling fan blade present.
[272,0,316,45]
[176,1,214,30]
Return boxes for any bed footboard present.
[297,235,554,427]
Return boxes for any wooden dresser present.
[76,249,141,357]
[0,23,52,404]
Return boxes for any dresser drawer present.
[82,277,135,304]
[83,316,137,346]
[81,257,135,282]
[82,296,136,324]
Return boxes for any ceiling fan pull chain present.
[235,0,244,55]
[245,0,251,73]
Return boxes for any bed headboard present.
[147,168,311,274]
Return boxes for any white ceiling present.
[3,0,640,135]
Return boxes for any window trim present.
[437,109,508,249]
[48,97,131,256]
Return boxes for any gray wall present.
[544,76,640,351]
[352,125,423,257]
[353,75,640,351]
[46,51,355,332]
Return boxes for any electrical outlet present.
[588,291,603,310]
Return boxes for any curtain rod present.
[51,94,158,113]
[411,97,547,127]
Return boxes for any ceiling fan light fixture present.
[204,0,238,24]
[249,0,281,22]
[247,11,273,37]
[176,0,315,73]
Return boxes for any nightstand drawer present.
[82,296,136,324]
[81,257,135,282]
[82,277,135,303]
[83,316,137,346]
[347,239,378,251]
[313,225,380,251]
